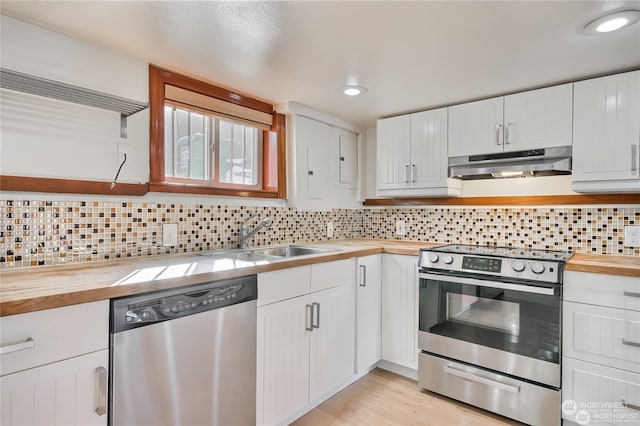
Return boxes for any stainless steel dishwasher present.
[109,275,257,426]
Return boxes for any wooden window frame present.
[148,65,286,198]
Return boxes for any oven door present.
[418,271,561,388]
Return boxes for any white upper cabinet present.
[448,84,573,157]
[572,70,640,193]
[291,115,360,209]
[448,97,504,157]
[503,83,573,151]
[376,108,460,196]
[335,127,358,189]
[376,115,411,190]
[410,109,449,189]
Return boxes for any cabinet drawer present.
[564,271,640,311]
[563,357,640,426]
[257,266,311,307]
[0,300,108,376]
[564,301,639,372]
[311,259,355,293]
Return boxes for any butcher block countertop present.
[1,238,637,317]
[0,239,437,316]
[563,253,640,277]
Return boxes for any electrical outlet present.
[624,225,640,247]
[396,220,406,237]
[327,222,334,238]
[117,142,131,167]
[163,223,178,247]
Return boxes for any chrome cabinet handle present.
[622,338,640,348]
[505,122,513,144]
[0,337,35,355]
[305,304,313,331]
[411,164,416,183]
[622,399,640,411]
[444,364,520,394]
[632,144,638,173]
[405,165,409,183]
[359,264,367,287]
[624,291,640,298]
[312,302,320,329]
[95,366,107,416]
[495,124,503,145]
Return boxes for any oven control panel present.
[418,250,563,284]
[462,256,502,273]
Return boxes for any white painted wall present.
[0,16,149,184]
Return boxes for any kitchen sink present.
[249,246,337,257]
[198,245,338,261]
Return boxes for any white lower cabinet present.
[256,260,356,426]
[0,301,109,426]
[257,294,311,426]
[0,350,109,426]
[563,357,640,426]
[563,271,640,426]
[381,254,419,370]
[309,284,356,402]
[356,254,382,373]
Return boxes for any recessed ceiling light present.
[341,85,368,96]
[584,10,640,34]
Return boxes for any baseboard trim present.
[377,359,418,381]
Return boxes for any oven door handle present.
[419,272,556,296]
[444,364,520,394]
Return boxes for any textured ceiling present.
[1,1,640,129]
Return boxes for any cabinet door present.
[376,115,411,189]
[0,350,108,426]
[563,357,640,426]
[356,255,382,373]
[309,283,356,403]
[381,254,419,369]
[503,83,573,151]
[573,71,640,184]
[296,116,330,200]
[448,97,504,157]
[410,108,448,189]
[257,295,311,426]
[335,127,358,188]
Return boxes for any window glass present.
[164,104,260,187]
[218,120,260,186]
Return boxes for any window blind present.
[165,84,273,130]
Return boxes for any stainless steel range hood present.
[449,146,572,180]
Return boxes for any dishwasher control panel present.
[111,275,258,333]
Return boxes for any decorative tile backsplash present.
[363,207,640,256]
[0,200,638,270]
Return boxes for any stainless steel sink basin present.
[249,246,337,257]
[197,245,337,261]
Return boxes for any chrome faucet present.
[239,214,273,249]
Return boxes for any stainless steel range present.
[417,244,572,426]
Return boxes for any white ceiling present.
[1,1,640,129]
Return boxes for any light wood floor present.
[292,368,521,426]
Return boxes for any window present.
[149,65,286,198]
